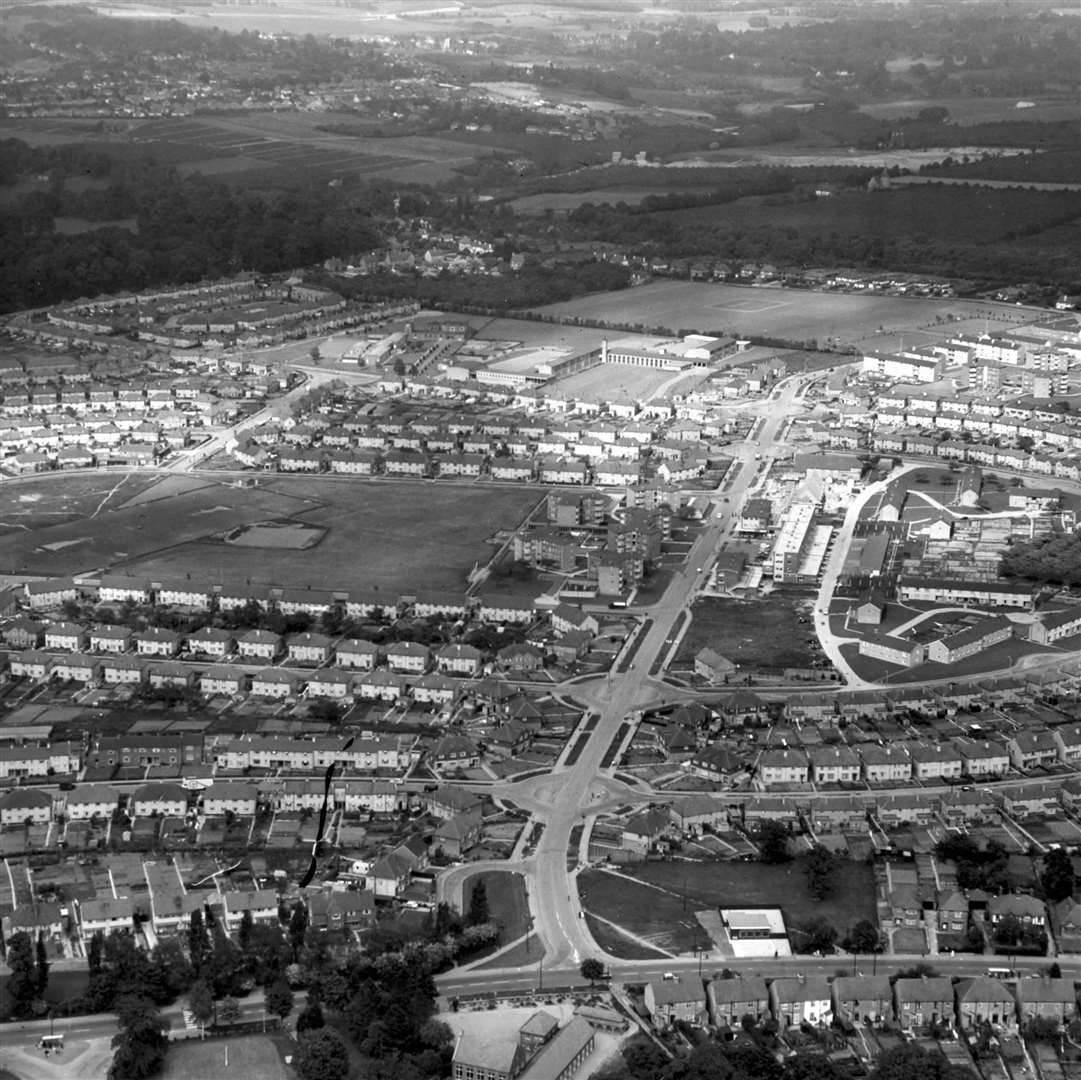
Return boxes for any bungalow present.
[428,733,479,770]
[988,893,1046,932]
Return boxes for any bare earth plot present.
[0,472,162,536]
[531,281,1042,346]
[0,474,541,594]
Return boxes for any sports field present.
[160,1035,288,1080]
[551,363,705,405]
[0,473,541,594]
[532,281,1042,347]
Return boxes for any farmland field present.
[859,96,1080,125]
[160,1035,289,1080]
[0,473,541,593]
[532,280,1050,346]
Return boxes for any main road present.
[440,373,819,979]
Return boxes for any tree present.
[238,909,254,952]
[109,994,167,1080]
[799,916,838,955]
[289,900,310,960]
[187,979,214,1031]
[266,977,295,1020]
[188,908,211,974]
[802,845,837,901]
[579,958,605,985]
[297,996,326,1034]
[870,1043,973,1080]
[756,820,791,863]
[466,880,490,926]
[1042,848,1075,903]
[995,913,1023,947]
[218,996,241,1025]
[293,1028,350,1080]
[88,931,105,979]
[5,931,38,1018]
[842,919,881,954]
[35,931,49,996]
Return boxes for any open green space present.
[160,1034,290,1080]
[615,859,878,944]
[0,473,542,594]
[0,472,162,535]
[578,869,711,956]
[468,869,531,943]
[531,280,1020,344]
[674,594,818,674]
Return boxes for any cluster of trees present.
[553,185,1081,288]
[4,931,50,1019]
[934,834,1009,894]
[326,259,632,316]
[0,161,382,313]
[1001,533,1081,587]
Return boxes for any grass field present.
[551,363,705,406]
[675,594,819,673]
[466,869,530,941]
[616,860,877,943]
[0,472,162,536]
[0,473,541,593]
[531,280,1032,345]
[860,96,1080,125]
[580,869,708,955]
[160,1035,288,1080]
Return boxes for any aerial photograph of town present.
[0,0,1079,1078]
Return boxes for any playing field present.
[551,363,705,405]
[532,281,1040,347]
[0,473,542,594]
[160,1035,288,1080]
